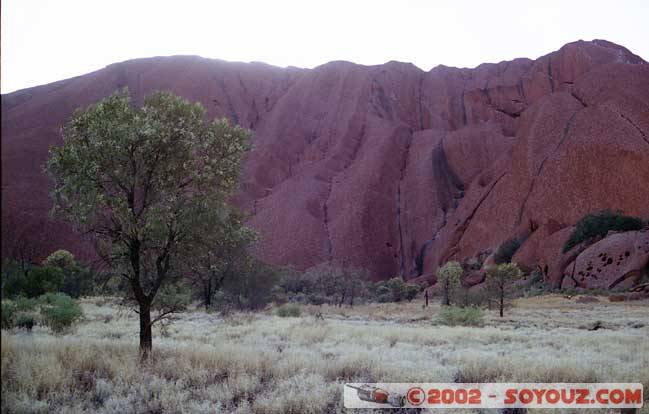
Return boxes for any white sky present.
[2,0,648,94]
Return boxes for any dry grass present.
[1,295,648,413]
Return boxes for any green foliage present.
[486,263,523,288]
[563,210,643,253]
[151,283,191,316]
[522,269,549,297]
[276,303,301,317]
[1,297,37,330]
[458,287,490,307]
[222,261,280,310]
[2,260,28,298]
[1,301,17,329]
[373,277,421,303]
[42,250,77,271]
[46,89,252,351]
[14,312,38,331]
[14,296,38,311]
[23,266,64,297]
[486,263,523,317]
[438,305,484,326]
[187,210,257,309]
[60,266,95,298]
[42,250,95,298]
[437,261,463,306]
[2,255,94,299]
[2,293,83,333]
[402,283,420,302]
[38,293,83,333]
[494,237,522,264]
[284,263,369,306]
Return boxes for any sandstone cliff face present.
[2,40,648,286]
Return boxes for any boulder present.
[563,230,649,289]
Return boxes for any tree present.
[42,250,93,298]
[46,89,251,358]
[42,250,77,271]
[221,259,280,311]
[186,211,256,310]
[335,265,368,307]
[486,262,522,317]
[437,261,463,306]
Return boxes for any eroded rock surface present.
[563,230,649,290]
[2,40,648,284]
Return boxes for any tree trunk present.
[204,279,212,311]
[139,300,152,360]
[425,289,429,307]
[499,288,504,317]
[443,285,450,306]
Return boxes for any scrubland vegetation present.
[2,295,648,413]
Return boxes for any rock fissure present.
[396,128,415,277]
[442,171,508,264]
[516,108,581,225]
[618,112,649,146]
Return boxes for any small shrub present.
[458,287,490,307]
[438,305,484,326]
[1,301,17,329]
[23,266,65,297]
[494,237,522,264]
[523,269,549,297]
[38,293,83,333]
[276,304,301,317]
[402,283,421,302]
[14,312,38,331]
[306,294,326,305]
[14,296,38,311]
[563,210,643,252]
[371,278,420,303]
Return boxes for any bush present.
[523,269,549,297]
[222,261,280,310]
[276,303,301,317]
[402,283,420,302]
[15,312,38,331]
[1,260,29,298]
[372,277,421,303]
[23,266,64,297]
[494,237,522,264]
[458,287,490,307]
[438,305,484,326]
[2,297,38,330]
[1,301,17,329]
[563,210,643,252]
[38,293,83,333]
[14,296,38,311]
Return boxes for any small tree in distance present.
[186,211,256,310]
[486,262,522,317]
[437,261,463,306]
[46,89,252,359]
